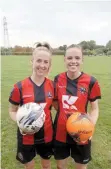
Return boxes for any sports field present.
[1,55,111,169]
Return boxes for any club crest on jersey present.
[78,86,88,94]
[46,91,52,98]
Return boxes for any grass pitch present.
[1,55,111,169]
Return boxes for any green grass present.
[1,55,111,169]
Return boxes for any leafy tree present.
[63,45,67,51]
[106,40,111,50]
[95,48,103,55]
[79,41,89,50]
[107,50,111,56]
[87,40,96,50]
[103,47,109,55]
[59,46,64,50]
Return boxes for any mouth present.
[69,64,78,67]
[37,68,46,73]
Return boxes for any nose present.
[40,62,45,67]
[72,57,76,63]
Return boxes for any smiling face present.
[64,47,83,74]
[32,48,51,77]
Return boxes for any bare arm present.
[88,100,99,125]
[9,103,19,122]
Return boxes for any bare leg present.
[75,162,87,169]
[25,160,35,169]
[41,158,51,169]
[56,158,68,169]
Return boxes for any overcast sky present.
[0,0,111,47]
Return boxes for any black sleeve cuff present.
[89,96,101,102]
[9,99,20,105]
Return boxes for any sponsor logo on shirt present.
[62,95,78,111]
[23,95,33,98]
[58,85,66,88]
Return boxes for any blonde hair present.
[32,42,52,58]
[32,42,52,77]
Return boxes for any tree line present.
[1,40,111,56]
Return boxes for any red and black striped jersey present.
[9,77,54,145]
[54,72,101,143]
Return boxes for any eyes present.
[36,59,49,64]
[67,56,81,60]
